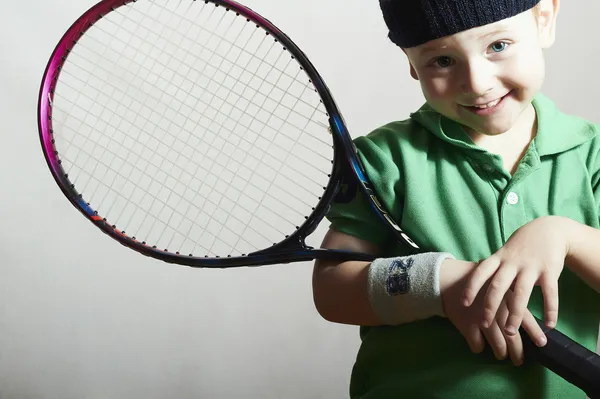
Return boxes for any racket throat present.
[250,235,313,257]
[249,238,374,264]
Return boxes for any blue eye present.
[491,42,508,53]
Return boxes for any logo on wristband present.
[386,257,414,295]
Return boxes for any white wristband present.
[367,252,454,326]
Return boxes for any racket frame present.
[38,0,390,267]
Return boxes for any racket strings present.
[114,2,246,250]
[58,0,328,253]
[55,51,323,247]
[54,80,307,256]
[146,0,328,113]
[53,80,317,255]
[224,64,324,254]
[58,15,330,196]
[128,1,329,127]
[50,0,334,256]
[63,3,187,227]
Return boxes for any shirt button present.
[507,192,519,205]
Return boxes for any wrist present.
[367,252,454,325]
[539,215,577,259]
[559,216,586,266]
[439,258,475,288]
[439,258,478,304]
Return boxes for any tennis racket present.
[37,0,600,396]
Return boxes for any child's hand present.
[462,216,569,336]
[440,258,547,365]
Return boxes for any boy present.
[312,0,600,397]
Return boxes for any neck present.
[467,103,538,174]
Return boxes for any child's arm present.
[563,217,600,293]
[313,228,547,365]
[312,228,384,326]
[313,228,454,326]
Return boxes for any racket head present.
[38,0,379,267]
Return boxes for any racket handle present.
[522,316,600,398]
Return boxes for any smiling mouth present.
[471,98,502,109]
[462,91,512,114]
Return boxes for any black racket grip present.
[522,316,600,398]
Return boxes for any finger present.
[540,274,560,329]
[464,324,486,354]
[504,329,525,366]
[481,266,518,329]
[496,300,524,365]
[463,257,501,307]
[504,271,538,336]
[521,310,548,348]
[497,295,525,366]
[482,321,507,361]
[467,324,485,353]
[495,298,509,328]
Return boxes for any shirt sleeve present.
[325,128,405,248]
[589,129,600,214]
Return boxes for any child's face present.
[403,2,558,138]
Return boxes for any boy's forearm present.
[561,216,600,293]
[312,260,383,326]
[312,255,468,327]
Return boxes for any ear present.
[409,63,419,80]
[536,0,560,48]
[402,48,420,81]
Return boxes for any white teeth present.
[473,98,501,109]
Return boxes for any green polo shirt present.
[327,93,600,399]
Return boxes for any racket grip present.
[522,316,600,398]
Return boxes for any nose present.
[459,59,495,97]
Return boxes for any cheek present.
[419,76,454,103]
[505,49,545,91]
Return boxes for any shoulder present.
[346,117,441,216]
[534,93,600,160]
[356,118,427,145]
[352,118,433,166]
[552,111,600,170]
[536,100,600,186]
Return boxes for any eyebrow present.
[478,25,511,40]
[419,45,447,56]
[418,25,512,56]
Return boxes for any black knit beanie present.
[380,0,541,48]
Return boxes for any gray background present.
[1,0,598,398]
